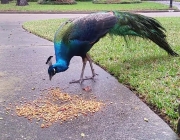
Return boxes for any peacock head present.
[46,56,55,80]
[48,65,56,81]
[46,56,69,80]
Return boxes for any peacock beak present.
[49,75,52,81]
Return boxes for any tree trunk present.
[1,0,9,4]
[16,0,28,6]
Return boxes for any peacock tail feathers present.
[109,11,178,56]
[109,11,166,38]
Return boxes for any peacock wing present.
[63,12,117,45]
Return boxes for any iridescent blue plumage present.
[46,11,178,83]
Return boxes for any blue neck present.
[53,59,69,73]
[54,42,72,61]
[53,42,71,73]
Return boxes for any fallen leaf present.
[32,88,35,90]
[83,86,92,92]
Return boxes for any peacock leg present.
[69,57,88,84]
[86,54,97,79]
[69,54,97,84]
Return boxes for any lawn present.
[23,17,180,131]
[0,1,175,12]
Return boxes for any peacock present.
[46,11,179,84]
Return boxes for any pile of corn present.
[13,88,104,128]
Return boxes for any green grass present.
[0,1,175,12]
[23,17,180,131]
[92,0,141,4]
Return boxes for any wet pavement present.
[0,13,180,140]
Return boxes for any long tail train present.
[109,11,179,56]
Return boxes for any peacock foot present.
[85,74,98,81]
[69,75,97,84]
[69,79,84,84]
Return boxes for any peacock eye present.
[53,68,56,74]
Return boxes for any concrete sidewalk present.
[0,14,179,140]
[155,1,180,10]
